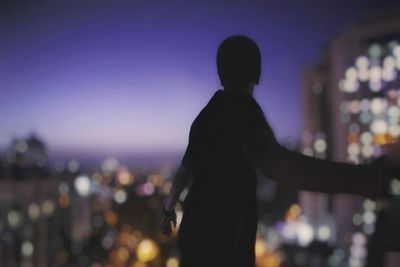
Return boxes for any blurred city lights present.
[105,211,119,226]
[114,189,128,204]
[102,158,120,174]
[117,168,134,185]
[58,182,69,194]
[8,210,22,229]
[136,239,159,262]
[297,221,315,247]
[74,175,92,197]
[0,8,398,267]
[314,139,327,153]
[137,182,155,196]
[166,257,179,267]
[390,178,400,195]
[42,200,55,216]
[16,141,28,153]
[67,160,80,173]
[28,203,40,221]
[317,225,331,241]
[21,241,34,257]
[255,238,267,259]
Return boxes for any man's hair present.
[217,35,261,86]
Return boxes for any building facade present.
[301,12,400,267]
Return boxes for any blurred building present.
[1,133,49,180]
[6,133,47,168]
[0,135,94,267]
[301,53,336,246]
[301,12,400,267]
[0,135,182,267]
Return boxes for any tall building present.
[301,52,335,245]
[301,12,400,267]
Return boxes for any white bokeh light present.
[74,175,91,197]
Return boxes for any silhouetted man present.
[160,35,398,267]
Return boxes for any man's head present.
[217,35,261,90]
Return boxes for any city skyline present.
[1,3,400,267]
[1,0,400,161]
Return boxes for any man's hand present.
[160,207,177,236]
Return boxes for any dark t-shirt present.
[177,89,276,267]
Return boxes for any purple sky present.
[1,0,399,160]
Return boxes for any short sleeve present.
[244,99,266,130]
[181,141,193,171]
[240,98,277,143]
[181,123,196,173]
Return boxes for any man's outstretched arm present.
[242,128,389,199]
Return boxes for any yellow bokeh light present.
[259,252,281,267]
[285,204,301,221]
[117,247,130,263]
[289,204,301,216]
[58,194,70,208]
[166,257,179,267]
[147,174,165,187]
[105,211,119,226]
[373,134,392,145]
[255,238,266,259]
[347,133,359,144]
[136,239,159,263]
[118,168,134,185]
[131,261,147,267]
[42,200,55,216]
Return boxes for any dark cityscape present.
[1,1,400,267]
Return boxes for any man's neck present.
[223,85,254,96]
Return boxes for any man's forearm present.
[262,145,387,199]
[164,165,191,211]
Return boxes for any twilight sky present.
[1,0,400,160]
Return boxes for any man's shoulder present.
[191,92,221,123]
[189,90,264,129]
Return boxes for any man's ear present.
[255,68,261,85]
